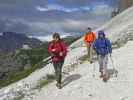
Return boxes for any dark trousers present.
[53,60,64,84]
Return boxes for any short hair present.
[88,27,92,30]
[98,30,105,38]
[53,33,60,39]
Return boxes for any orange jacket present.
[84,32,96,44]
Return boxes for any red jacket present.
[48,40,67,63]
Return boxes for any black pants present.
[53,60,64,84]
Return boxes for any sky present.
[0,0,118,36]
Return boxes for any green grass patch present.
[0,61,48,88]
[13,94,25,100]
[36,74,55,90]
[79,55,89,62]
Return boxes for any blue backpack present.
[94,38,111,56]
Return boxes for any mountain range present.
[0,32,42,53]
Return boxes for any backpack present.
[97,38,108,56]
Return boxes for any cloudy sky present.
[0,0,118,36]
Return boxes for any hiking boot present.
[90,61,93,64]
[88,60,93,64]
[102,74,109,82]
[56,83,62,89]
[99,72,103,78]
[99,74,103,78]
[103,77,108,82]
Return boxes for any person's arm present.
[84,34,89,45]
[93,40,99,55]
[59,41,68,57]
[93,40,97,51]
[93,41,96,49]
[48,42,56,56]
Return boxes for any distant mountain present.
[28,34,77,42]
[0,32,42,53]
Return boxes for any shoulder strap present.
[104,38,108,47]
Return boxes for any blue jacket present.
[93,38,112,56]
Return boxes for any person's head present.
[98,30,105,39]
[87,27,92,33]
[53,33,60,41]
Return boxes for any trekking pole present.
[43,56,51,62]
[42,56,52,65]
[92,53,98,78]
[110,56,115,70]
[109,55,118,77]
[93,61,96,78]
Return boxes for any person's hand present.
[93,47,96,51]
[51,53,55,57]
[52,49,56,52]
[110,53,112,57]
[59,52,63,56]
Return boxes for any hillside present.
[34,41,133,100]
[0,35,80,89]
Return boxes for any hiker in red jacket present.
[48,33,67,89]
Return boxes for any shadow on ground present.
[108,68,118,78]
[102,69,118,83]
[62,74,81,87]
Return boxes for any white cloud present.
[92,4,113,15]
[82,7,91,10]
[0,32,3,36]
[36,4,91,12]
[36,5,78,12]
[61,19,105,33]
[29,34,71,41]
[36,6,48,11]
[36,3,113,16]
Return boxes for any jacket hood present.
[98,30,105,38]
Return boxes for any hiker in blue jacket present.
[93,30,112,81]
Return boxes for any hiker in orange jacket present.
[84,27,96,63]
